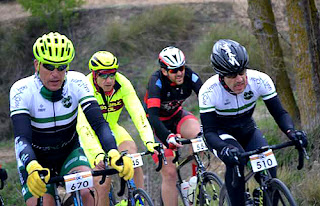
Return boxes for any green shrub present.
[104,5,194,57]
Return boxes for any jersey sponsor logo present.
[100,99,124,113]
[161,99,184,111]
[244,90,254,100]
[224,99,231,105]
[11,89,25,109]
[38,104,46,112]
[62,96,72,108]
[71,79,91,93]
[222,43,240,66]
[201,93,210,105]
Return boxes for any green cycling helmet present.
[89,51,119,71]
[33,32,75,65]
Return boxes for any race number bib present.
[64,171,93,193]
[249,149,277,172]
[128,153,143,168]
[191,137,208,152]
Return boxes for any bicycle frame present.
[174,136,222,206]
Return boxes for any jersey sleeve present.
[10,80,30,116]
[69,71,96,106]
[256,72,277,100]
[121,76,155,145]
[145,74,171,144]
[10,80,36,167]
[198,81,216,114]
[190,70,203,96]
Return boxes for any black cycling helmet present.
[210,39,249,76]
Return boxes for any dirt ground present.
[0,0,247,22]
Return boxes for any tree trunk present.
[286,0,320,132]
[247,0,300,125]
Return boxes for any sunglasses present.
[168,66,185,74]
[98,72,116,79]
[225,69,246,78]
[43,64,68,71]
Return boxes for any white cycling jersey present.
[199,69,277,116]
[10,71,95,127]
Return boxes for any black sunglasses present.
[98,72,116,79]
[43,64,68,71]
[168,66,185,74]
[225,69,246,78]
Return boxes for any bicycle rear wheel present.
[218,184,231,206]
[197,172,223,206]
[264,178,296,206]
[133,188,154,206]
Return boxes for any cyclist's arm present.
[147,107,170,146]
[200,111,228,152]
[264,95,295,133]
[11,113,36,167]
[145,75,171,146]
[191,72,203,96]
[122,83,155,145]
[81,100,117,152]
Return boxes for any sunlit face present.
[35,59,66,91]
[223,69,247,94]
[96,72,116,92]
[161,66,185,85]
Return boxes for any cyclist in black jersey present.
[9,32,133,206]
[198,39,308,206]
[144,46,203,206]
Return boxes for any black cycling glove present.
[220,145,240,165]
[286,130,308,149]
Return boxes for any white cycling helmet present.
[158,46,185,69]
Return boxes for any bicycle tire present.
[109,184,118,206]
[133,188,154,206]
[264,178,296,206]
[218,184,231,206]
[197,172,223,206]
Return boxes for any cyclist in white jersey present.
[9,32,133,206]
[198,39,308,206]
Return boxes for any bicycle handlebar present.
[231,140,309,187]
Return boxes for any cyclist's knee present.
[118,140,137,154]
[161,165,177,181]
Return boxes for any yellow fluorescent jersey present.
[77,72,154,167]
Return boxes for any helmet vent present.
[55,38,58,44]
[91,60,98,67]
[49,47,52,56]
[61,48,64,57]
[40,46,45,54]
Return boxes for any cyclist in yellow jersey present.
[77,51,157,206]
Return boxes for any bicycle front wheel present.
[218,184,231,206]
[133,188,155,206]
[197,172,223,206]
[264,178,296,206]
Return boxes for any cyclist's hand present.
[287,130,308,149]
[94,153,106,170]
[107,149,134,181]
[166,133,183,150]
[220,146,240,165]
[146,141,160,154]
[26,160,50,198]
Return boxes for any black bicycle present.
[219,140,309,206]
[160,134,223,206]
[109,144,166,206]
[36,165,124,205]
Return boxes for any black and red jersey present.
[144,66,202,143]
